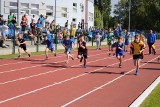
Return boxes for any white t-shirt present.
[31,17,36,22]
[96,34,102,41]
[1,25,8,33]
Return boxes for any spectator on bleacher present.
[8,12,13,25]
[22,14,28,23]
[31,15,36,22]
[50,20,56,34]
[11,14,17,25]
[20,18,28,34]
[70,25,75,38]
[38,14,45,27]
[0,15,4,26]
[45,16,50,28]
[29,19,37,45]
[63,27,68,38]
[36,20,42,43]
[1,21,9,48]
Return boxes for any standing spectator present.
[22,14,28,23]
[0,15,4,26]
[20,18,28,34]
[1,21,9,48]
[8,12,13,25]
[50,20,56,33]
[38,14,45,27]
[31,15,36,22]
[45,16,50,28]
[147,30,156,55]
[36,20,42,43]
[95,32,102,50]
[63,27,68,38]
[124,31,130,52]
[30,19,37,45]
[78,22,81,29]
[70,25,75,38]
[12,13,17,25]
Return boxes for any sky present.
[111,0,119,16]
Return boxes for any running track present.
[0,42,160,107]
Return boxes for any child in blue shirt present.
[62,36,75,63]
[112,36,125,68]
[44,35,56,60]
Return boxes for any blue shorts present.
[47,45,54,51]
[1,31,8,36]
[65,48,72,54]
[125,39,129,45]
[116,52,124,57]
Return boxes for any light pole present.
[17,0,20,26]
[54,0,57,25]
[128,0,131,32]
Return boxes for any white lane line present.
[129,76,160,107]
[61,56,159,107]
[0,56,132,104]
[0,52,108,74]
[0,54,117,85]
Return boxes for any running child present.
[44,35,56,60]
[112,36,124,68]
[77,35,88,68]
[17,34,31,58]
[130,35,145,76]
[62,35,75,64]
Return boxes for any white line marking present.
[129,76,160,107]
[61,56,159,107]
[0,56,132,104]
[0,52,107,74]
[0,54,117,85]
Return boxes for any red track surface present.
[0,43,160,107]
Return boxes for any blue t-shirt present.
[62,39,75,49]
[113,42,124,53]
[36,23,42,28]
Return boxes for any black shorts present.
[133,54,142,60]
[78,52,88,59]
[19,44,27,51]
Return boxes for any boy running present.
[17,34,31,58]
[62,36,75,64]
[44,36,56,60]
[130,35,145,76]
[77,35,88,68]
[112,36,124,68]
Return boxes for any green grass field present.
[140,83,160,107]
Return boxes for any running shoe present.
[54,53,57,56]
[28,54,31,57]
[136,69,139,76]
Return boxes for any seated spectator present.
[1,21,9,48]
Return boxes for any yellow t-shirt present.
[131,41,145,55]
[70,27,75,36]
[63,29,67,36]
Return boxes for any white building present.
[0,0,94,29]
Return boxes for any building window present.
[72,18,77,22]
[21,10,29,15]
[89,12,93,21]
[31,4,39,9]
[10,2,17,6]
[31,10,39,15]
[21,3,29,9]
[46,6,53,11]
[61,7,67,12]
[62,13,67,18]
[73,3,77,7]
[10,9,17,13]
[46,12,53,16]
[73,8,77,13]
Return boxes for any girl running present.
[77,35,88,68]
[112,36,124,68]
[17,34,31,58]
[44,36,56,60]
[130,35,145,76]
[62,35,75,64]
